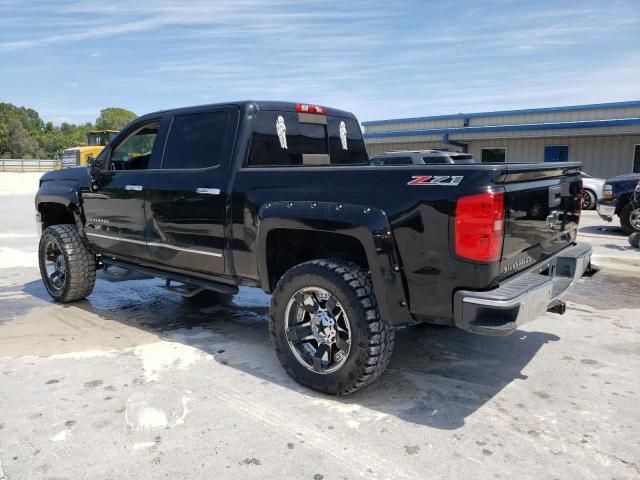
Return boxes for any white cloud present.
[2,0,638,125]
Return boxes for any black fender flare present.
[35,185,84,230]
[256,201,412,326]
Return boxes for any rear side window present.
[248,111,368,167]
[162,111,230,169]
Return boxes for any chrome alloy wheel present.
[43,238,66,293]
[284,287,352,374]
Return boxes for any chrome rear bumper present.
[453,242,593,336]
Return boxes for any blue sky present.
[1,0,639,125]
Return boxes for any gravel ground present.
[1,172,639,480]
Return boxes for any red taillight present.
[455,191,505,262]
[296,103,326,115]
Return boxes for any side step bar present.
[100,257,239,297]
[163,280,204,298]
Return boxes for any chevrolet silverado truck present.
[35,101,594,395]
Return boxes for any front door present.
[82,118,165,261]
[144,107,238,275]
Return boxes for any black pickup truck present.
[35,101,593,395]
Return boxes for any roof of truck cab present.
[136,101,356,121]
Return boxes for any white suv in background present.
[581,172,605,210]
[369,149,475,166]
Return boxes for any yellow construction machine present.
[60,130,118,168]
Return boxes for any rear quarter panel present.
[231,165,505,320]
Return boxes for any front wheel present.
[620,202,640,235]
[38,224,96,302]
[270,259,395,395]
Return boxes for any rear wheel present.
[629,232,640,248]
[582,189,596,210]
[38,225,96,302]
[270,259,395,395]
[620,202,640,235]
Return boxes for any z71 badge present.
[407,175,464,186]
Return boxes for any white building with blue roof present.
[362,100,640,178]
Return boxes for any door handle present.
[196,188,221,195]
[125,185,143,191]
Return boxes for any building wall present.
[365,135,640,178]
[468,135,640,178]
[363,102,640,133]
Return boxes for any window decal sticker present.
[407,175,464,186]
[339,121,348,150]
[276,115,288,149]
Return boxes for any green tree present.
[4,118,44,158]
[95,107,136,130]
[0,103,134,159]
[0,103,47,157]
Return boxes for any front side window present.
[110,122,160,170]
[634,145,640,173]
[481,148,506,163]
[162,111,230,169]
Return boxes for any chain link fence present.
[0,159,61,172]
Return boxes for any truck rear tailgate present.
[496,163,582,278]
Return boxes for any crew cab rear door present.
[143,105,239,275]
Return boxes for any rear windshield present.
[248,111,368,167]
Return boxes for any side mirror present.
[88,155,108,190]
